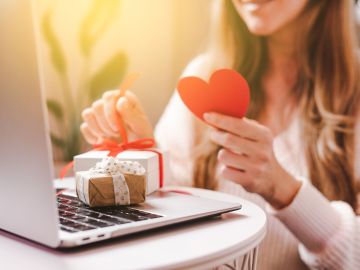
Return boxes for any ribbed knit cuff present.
[267,180,341,252]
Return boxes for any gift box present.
[74,149,169,194]
[76,157,146,207]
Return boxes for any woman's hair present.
[193,0,360,210]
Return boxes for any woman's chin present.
[245,21,277,36]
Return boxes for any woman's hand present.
[204,112,301,209]
[80,90,153,144]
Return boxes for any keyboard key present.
[60,218,96,231]
[60,199,71,204]
[57,204,68,210]
[71,216,91,223]
[71,223,96,231]
[69,214,87,220]
[74,209,91,216]
[112,212,144,221]
[57,193,162,232]
[139,212,162,219]
[85,219,112,228]
[127,208,162,218]
[58,204,76,212]
[86,212,104,219]
[126,208,146,215]
[68,200,84,207]
[59,218,77,227]
[60,226,78,233]
[58,210,74,217]
[100,215,131,224]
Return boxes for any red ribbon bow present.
[93,138,155,156]
[60,137,164,188]
[60,109,164,188]
[92,137,164,188]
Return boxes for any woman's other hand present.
[80,90,154,144]
[204,112,301,209]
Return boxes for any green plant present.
[42,0,127,161]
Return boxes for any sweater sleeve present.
[269,110,360,269]
[272,180,360,270]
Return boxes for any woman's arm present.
[272,114,360,269]
[204,111,360,269]
[271,180,359,269]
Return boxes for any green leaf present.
[41,10,67,74]
[89,51,127,100]
[46,99,64,120]
[79,0,120,57]
[50,133,66,149]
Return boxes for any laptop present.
[0,1,241,248]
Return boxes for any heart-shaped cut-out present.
[177,69,250,121]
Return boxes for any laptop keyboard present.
[57,194,162,233]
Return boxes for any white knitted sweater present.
[154,57,360,270]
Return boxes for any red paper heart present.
[177,69,250,121]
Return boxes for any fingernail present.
[116,97,128,111]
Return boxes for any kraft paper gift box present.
[76,158,146,207]
[74,149,169,195]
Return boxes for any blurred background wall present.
[35,0,212,161]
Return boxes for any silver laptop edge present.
[0,1,241,248]
[58,190,241,247]
[0,0,60,247]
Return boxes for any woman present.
[80,0,360,269]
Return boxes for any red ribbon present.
[91,137,164,188]
[60,91,165,190]
[92,138,155,156]
[59,78,167,197]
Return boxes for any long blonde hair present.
[193,0,360,210]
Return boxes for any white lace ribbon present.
[112,173,130,205]
[77,157,145,206]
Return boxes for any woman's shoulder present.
[181,53,214,79]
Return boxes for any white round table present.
[0,185,266,270]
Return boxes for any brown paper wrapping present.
[76,173,146,207]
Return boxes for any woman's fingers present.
[217,148,268,176]
[80,122,101,145]
[210,129,269,159]
[81,108,104,138]
[91,100,118,138]
[210,130,271,161]
[218,165,256,192]
[81,89,154,144]
[218,149,248,171]
[205,112,299,208]
[204,112,272,142]
[102,90,121,133]
[116,91,153,138]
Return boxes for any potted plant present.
[41,0,128,168]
